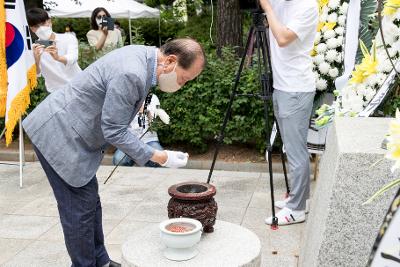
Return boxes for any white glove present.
[161,150,189,168]
[154,108,170,124]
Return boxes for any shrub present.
[157,48,274,153]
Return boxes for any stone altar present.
[121,220,261,267]
[300,117,397,267]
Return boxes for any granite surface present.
[121,220,261,267]
[300,117,396,267]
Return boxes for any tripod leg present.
[275,121,290,197]
[268,147,278,229]
[207,26,255,184]
[255,28,278,229]
[280,146,290,198]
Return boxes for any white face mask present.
[35,26,53,40]
[158,62,182,93]
[96,18,103,27]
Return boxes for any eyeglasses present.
[96,15,106,19]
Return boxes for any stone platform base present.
[121,220,261,267]
[300,117,396,267]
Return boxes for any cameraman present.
[260,0,318,226]
[27,8,81,93]
[87,7,123,51]
[113,94,165,167]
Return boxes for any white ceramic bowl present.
[159,218,202,261]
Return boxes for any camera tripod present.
[206,10,290,229]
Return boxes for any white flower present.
[391,40,400,54]
[337,36,344,45]
[335,52,343,63]
[315,32,321,44]
[382,21,400,45]
[320,13,328,23]
[323,30,336,40]
[388,47,399,58]
[314,54,325,64]
[316,78,328,91]
[328,13,338,23]
[365,88,376,102]
[318,62,331,74]
[329,67,339,78]
[350,96,364,112]
[327,38,339,49]
[395,9,400,20]
[356,84,367,96]
[377,50,389,61]
[377,73,388,84]
[328,0,340,9]
[325,49,338,62]
[320,7,329,22]
[378,59,393,73]
[339,2,348,14]
[314,71,319,80]
[366,74,379,87]
[338,15,346,26]
[335,26,345,36]
[316,43,328,53]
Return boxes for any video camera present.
[239,0,262,11]
[100,16,115,31]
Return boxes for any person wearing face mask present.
[65,24,76,37]
[259,0,318,226]
[27,8,81,93]
[22,38,206,267]
[87,7,123,51]
[113,94,168,167]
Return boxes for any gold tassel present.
[5,64,37,145]
[0,0,7,117]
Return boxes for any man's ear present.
[166,55,178,65]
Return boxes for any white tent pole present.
[19,117,24,188]
[158,17,161,47]
[128,11,132,45]
[0,127,5,140]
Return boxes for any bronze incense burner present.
[167,182,218,233]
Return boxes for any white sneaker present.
[265,207,306,226]
[275,197,291,209]
[274,197,310,214]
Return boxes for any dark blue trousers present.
[34,146,110,267]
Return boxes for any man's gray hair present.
[160,38,206,70]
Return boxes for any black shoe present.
[109,260,121,267]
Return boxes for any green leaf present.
[364,178,400,204]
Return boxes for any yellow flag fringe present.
[5,64,37,145]
[0,0,7,117]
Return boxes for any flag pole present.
[19,117,24,188]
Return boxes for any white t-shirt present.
[269,0,318,92]
[129,95,160,144]
[39,33,82,93]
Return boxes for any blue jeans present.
[112,141,163,167]
[33,146,110,267]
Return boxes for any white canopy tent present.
[43,0,160,44]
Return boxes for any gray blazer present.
[23,45,156,187]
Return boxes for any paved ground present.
[0,162,312,267]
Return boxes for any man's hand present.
[45,44,68,65]
[259,0,272,12]
[32,43,44,63]
[160,150,189,168]
[259,0,298,47]
[45,45,60,61]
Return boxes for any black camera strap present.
[138,91,153,129]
